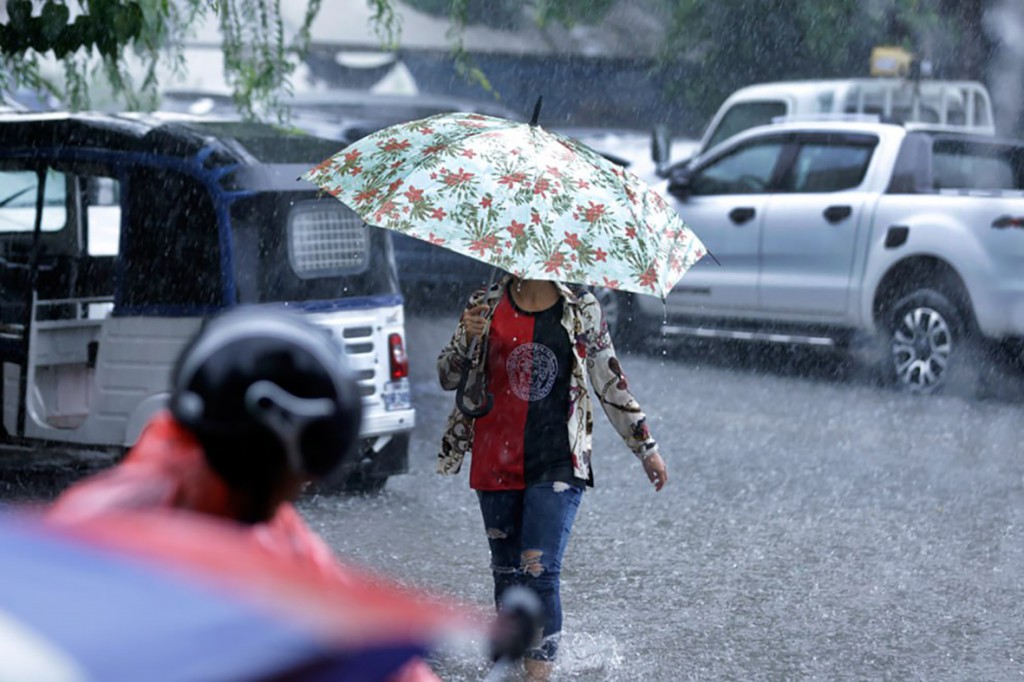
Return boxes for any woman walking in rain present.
[437,274,668,681]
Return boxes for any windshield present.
[705,100,787,152]
[187,121,343,164]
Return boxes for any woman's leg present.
[476,489,525,610]
[519,482,584,675]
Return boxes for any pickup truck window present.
[782,142,874,193]
[691,140,785,196]
[932,140,1024,191]
[706,101,787,152]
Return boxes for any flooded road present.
[301,309,1024,681]
[1,306,1020,681]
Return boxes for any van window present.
[287,201,369,278]
[85,176,121,256]
[230,195,398,305]
[706,101,787,152]
[0,168,71,325]
[0,168,66,233]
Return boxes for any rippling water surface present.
[1,307,1020,680]
[299,311,1024,681]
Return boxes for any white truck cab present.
[651,48,997,173]
[696,78,995,159]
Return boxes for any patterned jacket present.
[437,276,659,484]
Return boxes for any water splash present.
[557,631,625,677]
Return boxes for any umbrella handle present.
[455,276,499,419]
[455,367,494,418]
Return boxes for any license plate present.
[382,378,411,411]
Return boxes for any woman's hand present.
[461,304,490,339]
[642,453,668,492]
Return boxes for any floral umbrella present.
[303,106,705,299]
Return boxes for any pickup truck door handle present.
[728,207,756,225]
[823,205,852,224]
[992,215,1024,229]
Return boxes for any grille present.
[330,324,378,399]
[288,202,368,278]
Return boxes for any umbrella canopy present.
[303,110,705,298]
[0,511,484,682]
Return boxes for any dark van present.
[0,112,414,492]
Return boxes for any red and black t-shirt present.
[470,286,583,491]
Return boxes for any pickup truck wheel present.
[886,289,967,394]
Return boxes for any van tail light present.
[388,333,409,381]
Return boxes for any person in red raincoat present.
[48,308,439,682]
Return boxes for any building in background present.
[162,0,701,137]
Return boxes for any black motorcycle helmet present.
[169,307,363,505]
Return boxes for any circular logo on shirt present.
[506,343,558,401]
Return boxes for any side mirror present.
[666,166,693,202]
[651,124,671,178]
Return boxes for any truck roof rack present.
[770,113,885,125]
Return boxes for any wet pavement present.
[300,308,1024,681]
[3,306,1022,681]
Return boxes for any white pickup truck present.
[614,118,1024,394]
[669,77,996,167]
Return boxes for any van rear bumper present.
[314,433,410,492]
[361,409,415,439]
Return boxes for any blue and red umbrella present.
[0,510,484,682]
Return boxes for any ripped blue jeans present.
[477,482,584,662]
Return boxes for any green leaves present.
[5,0,33,27]
[0,0,991,134]
[0,0,143,58]
[0,0,310,118]
[38,2,70,48]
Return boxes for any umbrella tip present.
[529,96,544,127]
